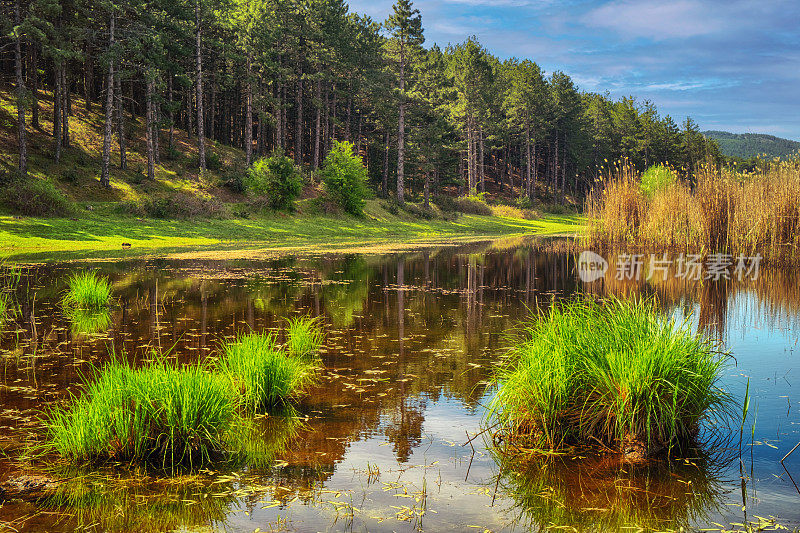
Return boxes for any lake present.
[1,239,798,532]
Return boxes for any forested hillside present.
[2,0,721,207]
[702,131,800,159]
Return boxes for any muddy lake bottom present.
[1,239,799,532]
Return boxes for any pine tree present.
[385,0,423,204]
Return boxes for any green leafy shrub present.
[489,298,731,454]
[0,177,74,217]
[165,146,181,161]
[516,196,533,209]
[321,140,368,216]
[244,152,303,210]
[221,168,247,194]
[640,164,676,199]
[121,193,226,219]
[205,151,222,171]
[454,195,492,216]
[433,195,459,213]
[61,169,79,184]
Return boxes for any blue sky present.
[346,0,800,140]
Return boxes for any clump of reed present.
[47,356,237,471]
[586,160,800,264]
[489,298,731,454]
[62,271,113,310]
[218,329,319,413]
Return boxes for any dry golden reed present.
[586,159,800,265]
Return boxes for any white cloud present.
[583,0,723,40]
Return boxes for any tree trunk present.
[115,65,126,170]
[345,95,351,142]
[168,73,174,153]
[478,126,485,193]
[54,63,62,162]
[275,77,283,150]
[84,41,93,111]
[531,141,536,200]
[146,78,155,181]
[13,0,27,175]
[195,0,206,171]
[313,77,321,170]
[153,90,160,164]
[356,112,363,155]
[245,54,253,166]
[100,10,115,188]
[396,43,406,203]
[525,124,532,199]
[423,171,430,209]
[61,67,70,147]
[28,40,39,129]
[382,131,389,198]
[295,67,303,164]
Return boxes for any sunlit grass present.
[46,356,237,471]
[489,297,731,453]
[62,271,112,310]
[218,331,319,413]
[284,316,324,358]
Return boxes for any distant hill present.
[703,130,800,159]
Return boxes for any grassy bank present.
[0,201,582,261]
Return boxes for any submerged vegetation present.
[62,271,113,310]
[586,160,800,264]
[45,317,323,471]
[489,298,731,455]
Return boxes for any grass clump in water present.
[218,330,319,413]
[489,298,731,455]
[46,356,237,471]
[285,316,325,358]
[62,271,113,310]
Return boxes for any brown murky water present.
[0,240,799,532]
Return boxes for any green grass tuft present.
[46,356,237,471]
[285,316,325,358]
[218,331,319,413]
[62,271,113,310]
[489,297,731,453]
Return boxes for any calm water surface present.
[0,240,798,532]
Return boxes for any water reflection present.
[0,240,798,531]
[496,452,727,532]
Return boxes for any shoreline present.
[0,212,584,262]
